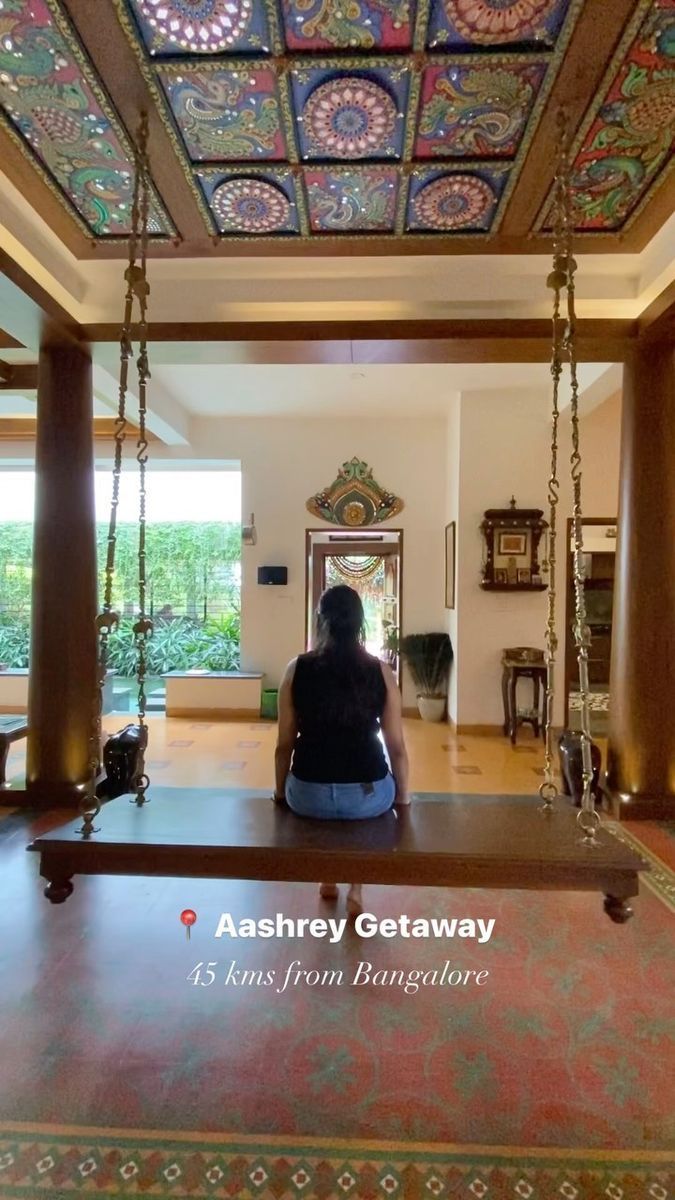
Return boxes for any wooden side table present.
[0,715,28,788]
[501,650,546,745]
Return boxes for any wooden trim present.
[0,705,27,715]
[0,331,24,350]
[164,706,263,720]
[82,317,636,343]
[80,319,636,364]
[0,364,38,390]
[637,280,675,343]
[78,229,657,259]
[0,417,153,441]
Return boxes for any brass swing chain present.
[539,119,566,812]
[540,113,599,843]
[78,113,151,835]
[132,112,152,806]
[560,132,598,844]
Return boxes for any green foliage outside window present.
[0,520,241,672]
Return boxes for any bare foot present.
[346,885,363,919]
[319,883,339,900]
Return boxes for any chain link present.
[539,124,566,812]
[539,112,599,842]
[78,113,152,834]
[131,112,152,806]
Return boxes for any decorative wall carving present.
[307,457,404,526]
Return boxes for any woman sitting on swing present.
[273,584,410,917]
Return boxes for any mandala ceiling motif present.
[302,77,398,159]
[307,458,404,526]
[446,0,560,44]
[0,0,670,243]
[411,172,495,229]
[130,0,257,53]
[210,176,292,231]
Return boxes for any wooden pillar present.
[26,333,98,805]
[606,338,675,818]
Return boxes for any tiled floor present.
[2,714,564,798]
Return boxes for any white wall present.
[576,390,622,517]
[452,388,622,728]
[186,415,449,706]
[0,386,622,724]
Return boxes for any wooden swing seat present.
[27,788,647,922]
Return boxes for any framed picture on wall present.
[498,531,527,556]
[445,522,456,610]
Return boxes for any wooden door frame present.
[563,516,616,727]
[304,528,404,675]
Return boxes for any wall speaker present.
[258,566,288,586]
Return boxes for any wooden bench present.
[0,715,28,788]
[27,788,648,922]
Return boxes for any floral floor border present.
[608,823,675,915]
[0,1124,673,1200]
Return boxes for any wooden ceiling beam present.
[0,363,38,390]
[60,0,205,246]
[82,317,635,363]
[0,417,151,440]
[637,280,675,344]
[0,329,24,350]
[500,0,638,240]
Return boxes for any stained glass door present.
[308,535,401,679]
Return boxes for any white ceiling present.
[150,362,614,419]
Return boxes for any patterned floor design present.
[0,1124,672,1199]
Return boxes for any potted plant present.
[399,632,452,722]
[380,620,399,670]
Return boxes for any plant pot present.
[417,695,446,722]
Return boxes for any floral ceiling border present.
[0,0,175,239]
[535,0,675,235]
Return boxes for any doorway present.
[306,530,403,678]
[564,517,616,735]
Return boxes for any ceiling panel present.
[0,0,174,237]
[127,0,272,55]
[157,62,288,161]
[426,0,572,51]
[0,0,672,250]
[538,0,675,232]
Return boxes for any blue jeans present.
[286,772,395,820]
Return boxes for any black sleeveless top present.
[291,650,388,784]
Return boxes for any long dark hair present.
[311,586,381,727]
[315,585,366,655]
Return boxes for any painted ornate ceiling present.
[0,0,672,246]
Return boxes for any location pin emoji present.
[180,909,197,941]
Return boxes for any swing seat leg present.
[44,877,74,904]
[603,894,633,923]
